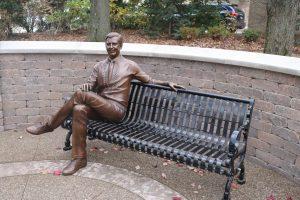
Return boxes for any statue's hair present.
[105,32,123,46]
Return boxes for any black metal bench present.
[62,81,254,200]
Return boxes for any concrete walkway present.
[0,128,299,200]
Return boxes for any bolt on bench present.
[62,81,254,200]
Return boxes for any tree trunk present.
[264,0,299,56]
[88,0,111,42]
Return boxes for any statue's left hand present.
[168,82,185,91]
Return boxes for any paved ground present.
[0,128,299,200]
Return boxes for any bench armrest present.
[228,125,248,158]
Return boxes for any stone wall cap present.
[1,41,300,76]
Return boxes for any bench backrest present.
[124,81,254,140]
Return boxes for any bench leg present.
[63,130,72,151]
[223,175,233,200]
[237,161,246,184]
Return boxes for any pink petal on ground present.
[53,170,62,176]
[266,194,276,200]
[172,197,182,200]
[231,182,239,190]
[90,147,98,152]
[161,173,167,179]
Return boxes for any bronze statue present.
[26,32,183,175]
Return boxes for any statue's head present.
[105,32,123,59]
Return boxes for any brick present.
[296,157,300,168]
[246,155,268,168]
[256,149,284,167]
[214,82,237,94]
[248,137,270,151]
[248,127,258,138]
[16,108,39,116]
[215,73,228,83]
[265,71,296,85]
[271,126,299,143]
[252,109,262,120]
[38,92,62,100]
[84,61,99,69]
[50,69,74,77]
[215,65,240,74]
[2,101,26,109]
[28,115,49,123]
[254,100,275,113]
[63,60,86,69]
[39,107,58,115]
[251,79,279,92]
[16,123,32,130]
[0,54,25,61]
[261,112,287,127]
[25,54,50,61]
[50,100,64,107]
[25,69,49,77]
[3,109,16,117]
[36,77,61,85]
[31,61,62,70]
[25,85,50,93]
[49,84,73,92]
[291,98,300,110]
[280,163,300,178]
[27,100,50,108]
[283,141,300,155]
[252,119,272,132]
[237,86,263,99]
[4,124,17,130]
[4,116,27,125]
[264,92,291,107]
[246,146,256,156]
[257,131,285,148]
[278,84,300,98]
[270,146,296,163]
[189,79,214,89]
[61,77,86,85]
[201,71,217,81]
[267,165,294,181]
[295,77,300,88]
[74,69,91,78]
[0,69,25,78]
[227,75,251,87]
[239,68,265,79]
[288,120,300,132]
[1,85,27,94]
[275,105,300,119]
[1,77,27,86]
[3,93,38,101]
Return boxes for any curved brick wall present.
[0,42,299,183]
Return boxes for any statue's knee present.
[74,90,83,98]
[73,105,87,113]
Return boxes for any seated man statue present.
[26,32,183,176]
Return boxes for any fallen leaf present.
[161,173,167,179]
[231,182,239,190]
[53,170,62,176]
[163,162,168,166]
[104,151,109,154]
[187,166,194,170]
[113,147,119,151]
[198,185,202,190]
[191,183,196,187]
[99,148,105,152]
[177,163,184,167]
[18,136,23,139]
[135,165,141,170]
[90,147,98,152]
[286,195,293,200]
[40,170,51,174]
[193,191,199,194]
[266,194,276,200]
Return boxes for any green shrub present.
[179,26,206,39]
[47,0,90,32]
[243,29,260,42]
[207,24,231,40]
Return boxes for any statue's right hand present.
[79,83,92,92]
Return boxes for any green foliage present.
[0,0,27,37]
[207,24,231,40]
[110,0,147,30]
[179,26,206,40]
[47,0,90,32]
[243,29,260,42]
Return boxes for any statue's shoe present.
[26,124,53,135]
[62,158,87,176]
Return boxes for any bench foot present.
[63,130,72,151]
[237,161,246,185]
[223,175,233,200]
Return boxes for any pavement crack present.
[20,175,30,200]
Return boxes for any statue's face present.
[106,36,122,59]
